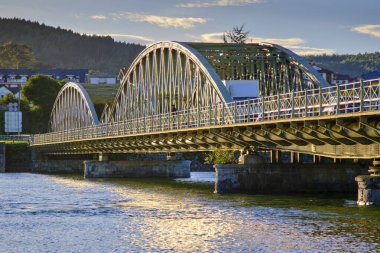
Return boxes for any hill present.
[0,17,379,78]
[0,18,144,74]
[304,53,380,78]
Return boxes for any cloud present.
[91,15,107,20]
[86,33,154,44]
[194,32,335,55]
[351,24,380,38]
[177,0,261,8]
[111,12,208,29]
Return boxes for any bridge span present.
[30,42,380,159]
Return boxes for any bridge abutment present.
[84,160,191,179]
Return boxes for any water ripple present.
[0,173,379,252]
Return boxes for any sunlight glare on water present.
[0,173,379,252]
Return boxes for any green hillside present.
[0,17,144,74]
[304,53,380,78]
[0,42,43,68]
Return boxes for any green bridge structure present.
[30,41,380,160]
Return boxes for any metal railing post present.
[234,102,237,123]
[319,87,323,116]
[360,79,364,112]
[277,94,280,119]
[291,90,295,118]
[336,84,340,115]
[222,103,225,124]
[209,104,212,125]
[261,96,265,121]
[304,90,308,117]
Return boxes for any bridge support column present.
[99,153,108,162]
[270,150,281,164]
[0,142,5,173]
[215,154,263,193]
[215,158,367,194]
[313,155,321,164]
[291,152,300,164]
[355,160,380,206]
[355,176,380,206]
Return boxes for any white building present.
[87,73,117,85]
[0,86,13,99]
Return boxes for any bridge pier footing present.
[84,160,191,179]
[355,176,380,206]
[214,155,368,194]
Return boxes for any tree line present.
[0,18,144,74]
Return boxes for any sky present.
[1,0,380,55]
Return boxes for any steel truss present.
[34,78,380,158]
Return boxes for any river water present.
[0,173,379,252]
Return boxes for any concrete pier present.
[33,160,84,173]
[355,176,380,206]
[214,155,368,194]
[0,142,5,173]
[84,160,191,178]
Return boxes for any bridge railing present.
[31,78,380,145]
[0,135,31,143]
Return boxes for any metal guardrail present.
[32,78,380,145]
[0,135,31,143]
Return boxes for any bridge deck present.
[32,78,380,158]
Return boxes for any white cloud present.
[91,15,107,20]
[111,12,208,29]
[195,32,335,55]
[352,24,380,38]
[86,33,155,44]
[177,0,261,8]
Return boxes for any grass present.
[82,83,119,105]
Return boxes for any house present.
[0,69,89,87]
[0,86,13,99]
[8,87,21,99]
[87,73,117,84]
[332,73,353,85]
[312,65,334,84]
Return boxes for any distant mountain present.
[0,18,144,74]
[304,52,380,78]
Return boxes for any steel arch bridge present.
[31,42,380,159]
[49,82,99,132]
[102,41,327,123]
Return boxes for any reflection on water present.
[176,171,215,183]
[0,173,379,252]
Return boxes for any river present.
[0,172,379,252]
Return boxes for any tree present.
[223,24,250,44]
[22,74,63,108]
[0,42,40,69]
[204,150,239,164]
[21,74,64,133]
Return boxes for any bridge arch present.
[105,41,233,123]
[105,41,327,123]
[49,82,99,132]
